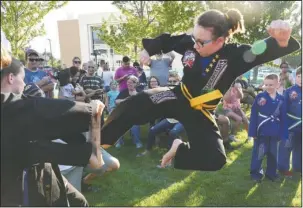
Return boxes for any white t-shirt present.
[59,83,74,99]
[102,71,113,86]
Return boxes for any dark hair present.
[72,56,81,62]
[122,56,130,63]
[196,9,245,39]
[148,76,160,89]
[133,61,140,67]
[296,66,302,75]
[265,74,279,80]
[69,66,79,77]
[0,58,23,80]
[280,61,289,68]
[59,69,71,86]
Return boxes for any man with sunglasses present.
[24,50,55,98]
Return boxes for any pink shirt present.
[223,88,241,110]
[114,66,138,91]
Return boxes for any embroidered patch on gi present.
[182,50,196,68]
[149,90,177,104]
[289,91,298,100]
[258,97,267,106]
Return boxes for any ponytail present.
[196,8,245,39]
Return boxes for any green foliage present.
[1,1,67,60]
[205,1,301,80]
[97,1,204,60]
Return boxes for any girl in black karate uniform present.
[101,9,300,171]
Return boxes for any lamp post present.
[47,38,54,68]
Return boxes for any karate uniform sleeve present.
[248,97,258,138]
[142,33,194,56]
[2,98,96,142]
[25,141,92,167]
[279,98,289,141]
[233,36,300,76]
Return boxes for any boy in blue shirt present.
[278,67,302,177]
[249,74,288,183]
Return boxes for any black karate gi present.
[101,33,300,171]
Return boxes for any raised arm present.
[140,33,193,65]
[233,20,300,77]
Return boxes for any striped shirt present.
[80,75,103,100]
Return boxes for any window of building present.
[91,26,105,45]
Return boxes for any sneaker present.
[136,150,149,157]
[229,135,239,142]
[115,142,122,148]
[251,176,262,183]
[136,142,143,149]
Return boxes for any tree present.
[205,1,300,82]
[1,1,67,60]
[97,1,204,60]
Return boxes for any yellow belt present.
[180,83,223,125]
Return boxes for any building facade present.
[57,12,123,70]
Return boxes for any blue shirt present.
[249,91,288,140]
[107,90,120,110]
[24,68,47,84]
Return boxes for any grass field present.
[84,126,302,207]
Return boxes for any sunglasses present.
[191,35,212,48]
[29,58,39,62]
[74,61,81,64]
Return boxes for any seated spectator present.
[58,69,85,101]
[134,61,147,92]
[136,118,185,158]
[214,103,233,150]
[236,75,256,108]
[223,80,251,142]
[148,76,160,89]
[115,75,143,148]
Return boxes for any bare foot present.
[161,139,183,168]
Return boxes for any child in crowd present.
[58,69,84,101]
[278,67,302,177]
[105,81,120,114]
[249,74,288,183]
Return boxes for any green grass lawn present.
[84,126,302,206]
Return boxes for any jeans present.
[116,125,141,145]
[146,119,184,151]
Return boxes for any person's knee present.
[106,157,120,171]
[169,128,178,138]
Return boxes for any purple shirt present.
[114,66,138,91]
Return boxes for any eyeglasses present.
[74,61,81,64]
[29,58,39,62]
[191,35,212,48]
[88,66,95,69]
